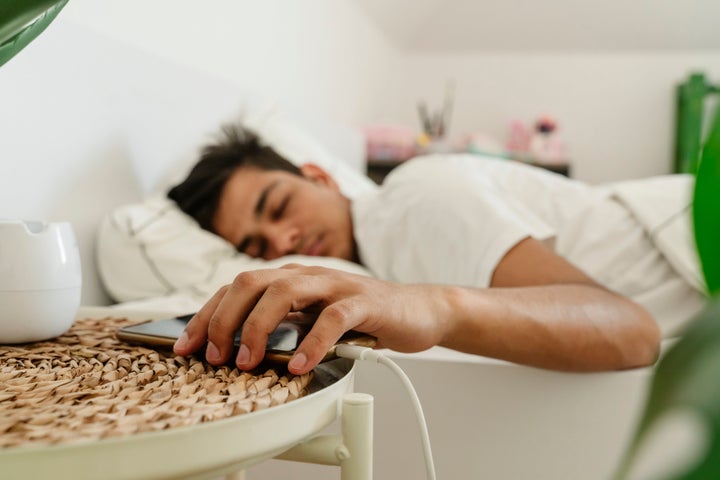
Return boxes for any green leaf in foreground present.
[0,0,69,69]
[693,108,720,295]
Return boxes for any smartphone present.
[116,313,376,364]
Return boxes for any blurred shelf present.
[367,157,571,184]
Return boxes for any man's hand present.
[173,264,451,375]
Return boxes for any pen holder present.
[417,134,455,155]
[0,220,82,343]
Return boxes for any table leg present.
[340,393,373,480]
[273,392,374,479]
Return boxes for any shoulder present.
[382,153,571,190]
[382,154,504,184]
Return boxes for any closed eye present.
[272,195,290,221]
[237,237,250,254]
[237,236,267,258]
[257,237,268,259]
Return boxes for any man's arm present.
[440,237,660,371]
[174,237,660,375]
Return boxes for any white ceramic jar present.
[0,220,82,343]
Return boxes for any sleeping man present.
[168,125,707,376]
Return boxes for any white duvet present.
[610,174,704,292]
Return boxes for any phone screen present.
[116,313,376,363]
[118,314,307,351]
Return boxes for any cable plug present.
[335,344,383,363]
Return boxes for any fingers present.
[173,286,225,356]
[237,274,332,371]
[173,265,375,375]
[288,301,362,375]
[174,269,287,366]
[204,270,282,366]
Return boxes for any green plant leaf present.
[693,106,720,295]
[0,0,69,69]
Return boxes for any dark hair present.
[167,125,302,232]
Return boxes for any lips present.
[302,236,324,257]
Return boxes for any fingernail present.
[206,341,221,363]
[174,331,189,351]
[288,352,307,372]
[236,343,250,365]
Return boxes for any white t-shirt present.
[351,154,705,337]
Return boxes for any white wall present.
[62,0,395,126]
[373,52,720,183]
[0,24,142,306]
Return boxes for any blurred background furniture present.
[675,72,720,174]
[367,157,570,184]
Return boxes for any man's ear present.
[299,163,341,192]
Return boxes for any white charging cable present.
[335,344,437,480]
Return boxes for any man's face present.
[213,164,356,262]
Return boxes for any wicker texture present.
[0,317,312,448]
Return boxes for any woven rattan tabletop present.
[0,317,313,449]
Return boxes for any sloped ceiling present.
[354,0,720,52]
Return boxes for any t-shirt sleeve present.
[353,181,556,288]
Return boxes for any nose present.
[263,223,301,259]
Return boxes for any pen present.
[418,101,432,135]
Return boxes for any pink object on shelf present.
[505,119,532,153]
[363,124,417,161]
[505,116,570,166]
[529,115,569,165]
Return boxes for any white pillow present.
[97,108,376,303]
